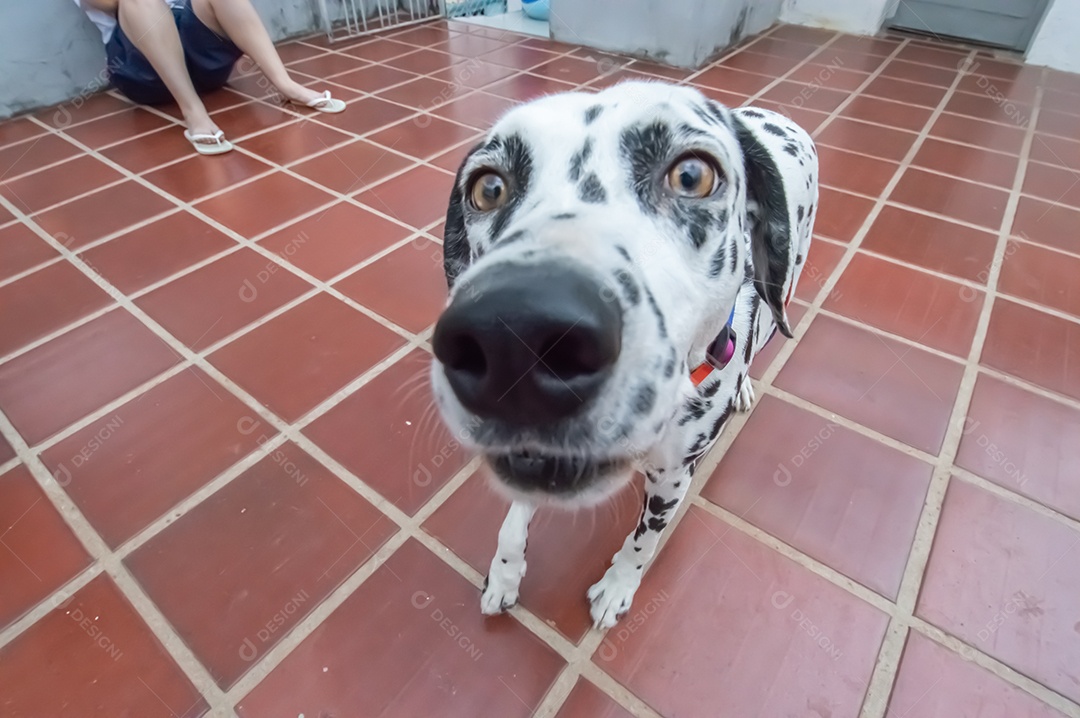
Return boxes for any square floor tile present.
[814,186,876,242]
[389,24,459,45]
[794,238,846,302]
[0,574,208,718]
[193,172,334,238]
[956,74,1038,105]
[238,120,353,166]
[61,108,173,150]
[879,58,957,86]
[816,117,918,162]
[1029,133,1080,172]
[209,103,296,139]
[303,350,469,515]
[0,309,180,445]
[38,368,270,548]
[0,223,59,283]
[594,505,888,718]
[260,200,412,280]
[316,96,417,137]
[0,155,124,215]
[944,91,1032,127]
[555,679,635,718]
[340,38,418,62]
[787,63,871,92]
[999,240,1080,318]
[236,537,565,717]
[1042,89,1080,118]
[862,75,948,107]
[888,632,1070,718]
[440,33,513,58]
[826,252,983,357]
[278,41,328,64]
[1022,161,1080,209]
[749,302,810,380]
[775,314,965,454]
[0,464,92,630]
[209,293,405,421]
[703,395,932,599]
[125,442,396,688]
[135,247,312,350]
[431,92,519,130]
[896,43,965,68]
[929,112,1026,154]
[981,299,1080,402]
[100,126,204,174]
[332,65,419,94]
[840,94,934,132]
[34,92,132,130]
[334,239,448,333]
[528,56,606,85]
[485,74,577,102]
[0,261,113,357]
[720,49,801,76]
[830,35,900,55]
[143,151,273,203]
[891,167,1009,230]
[692,66,775,96]
[383,49,457,76]
[425,470,642,643]
[760,82,849,114]
[912,137,1019,188]
[286,52,368,78]
[290,138,414,195]
[430,59,520,91]
[376,76,463,110]
[355,165,454,230]
[367,116,478,161]
[481,43,557,70]
[32,180,176,249]
[79,211,235,295]
[0,117,48,148]
[957,373,1080,522]
[863,204,998,282]
[1010,196,1080,255]
[817,146,898,197]
[0,133,81,180]
[916,479,1080,703]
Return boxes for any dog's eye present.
[666,156,718,198]
[469,172,510,212]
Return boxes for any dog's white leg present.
[480,500,536,615]
[735,375,755,412]
[588,469,691,628]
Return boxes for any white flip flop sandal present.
[183,129,233,156]
[304,91,346,114]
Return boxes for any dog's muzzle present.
[433,260,622,426]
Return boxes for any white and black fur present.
[430,81,817,628]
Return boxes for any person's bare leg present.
[191,0,323,105]
[87,0,221,137]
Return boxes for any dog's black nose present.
[432,262,622,426]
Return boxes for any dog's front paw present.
[736,376,755,412]
[480,559,525,615]
[587,565,642,629]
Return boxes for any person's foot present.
[279,82,325,106]
[181,110,232,155]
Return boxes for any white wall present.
[780,0,894,35]
[1027,0,1080,73]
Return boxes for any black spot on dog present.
[614,268,640,305]
[783,143,799,157]
[693,105,720,127]
[796,253,804,264]
[488,134,534,240]
[501,558,508,563]
[673,481,681,489]
[672,204,712,250]
[615,245,632,262]
[633,546,641,552]
[741,109,764,118]
[634,521,648,539]
[797,205,804,221]
[584,104,603,124]
[579,172,607,203]
[621,121,674,214]
[702,378,723,398]
[762,122,787,137]
[568,139,593,182]
[633,384,656,415]
[648,495,679,516]
[552,212,576,220]
[499,229,527,245]
[646,516,668,532]
[677,122,711,139]
[679,396,708,425]
[644,287,667,338]
[709,244,727,277]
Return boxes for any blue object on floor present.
[521,0,549,21]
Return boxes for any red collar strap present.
[690,322,736,387]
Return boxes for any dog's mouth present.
[487,449,631,497]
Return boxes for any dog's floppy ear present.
[729,113,795,338]
[442,141,485,289]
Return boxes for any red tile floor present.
[1,16,1079,718]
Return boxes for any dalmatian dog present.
[430,80,817,628]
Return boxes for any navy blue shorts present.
[106,1,244,105]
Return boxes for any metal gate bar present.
[315,0,507,43]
